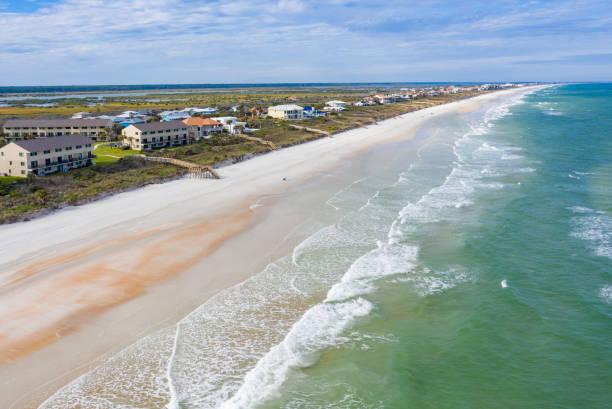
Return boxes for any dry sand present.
[0,87,534,408]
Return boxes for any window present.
[85,144,91,147]
[21,170,25,175]
[76,145,82,149]
[19,152,23,157]
[20,162,25,166]
[31,152,37,156]
[44,150,50,154]
[65,146,72,151]
[55,148,62,152]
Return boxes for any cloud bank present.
[0,0,611,84]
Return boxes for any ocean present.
[40,84,611,408]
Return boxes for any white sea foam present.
[599,285,612,304]
[325,176,370,211]
[570,208,612,259]
[220,298,373,409]
[501,153,524,160]
[393,267,471,296]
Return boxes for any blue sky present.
[0,0,611,85]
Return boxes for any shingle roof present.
[3,118,112,128]
[129,120,187,132]
[9,134,93,153]
[182,117,222,126]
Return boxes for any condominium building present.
[122,120,189,151]
[267,104,304,120]
[182,117,223,140]
[2,119,112,141]
[0,134,94,176]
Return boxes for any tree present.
[112,124,123,137]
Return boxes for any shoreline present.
[2,90,495,225]
[0,87,539,408]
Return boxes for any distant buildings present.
[0,134,94,176]
[2,119,112,141]
[182,117,223,139]
[120,117,146,128]
[161,111,191,121]
[71,111,92,119]
[373,94,394,104]
[267,104,304,120]
[122,120,189,150]
[182,107,218,115]
[326,100,347,108]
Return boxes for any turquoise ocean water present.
[41,85,611,409]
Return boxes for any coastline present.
[0,87,539,408]
[2,90,487,225]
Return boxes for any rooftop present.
[3,118,112,128]
[268,104,303,111]
[182,117,222,127]
[7,134,93,153]
[129,120,187,132]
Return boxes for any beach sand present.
[0,87,533,408]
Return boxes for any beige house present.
[0,134,94,177]
[2,119,112,141]
[267,104,303,120]
[122,120,189,151]
[182,117,223,140]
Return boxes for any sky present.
[0,0,611,85]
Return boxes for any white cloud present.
[275,0,306,13]
[0,0,610,84]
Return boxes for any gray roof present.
[3,118,112,128]
[10,134,93,153]
[129,120,187,132]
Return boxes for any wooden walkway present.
[287,124,331,137]
[236,134,277,150]
[135,154,220,179]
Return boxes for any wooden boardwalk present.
[236,134,278,150]
[287,124,331,137]
[135,154,220,179]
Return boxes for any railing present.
[235,134,278,150]
[133,154,220,179]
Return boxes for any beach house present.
[182,117,223,140]
[212,117,247,134]
[326,100,347,109]
[122,120,189,150]
[267,104,304,120]
[2,119,112,141]
[0,134,94,176]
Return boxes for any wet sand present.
[0,88,533,408]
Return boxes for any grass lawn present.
[94,144,139,166]
[0,176,24,184]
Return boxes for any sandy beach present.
[0,87,534,408]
